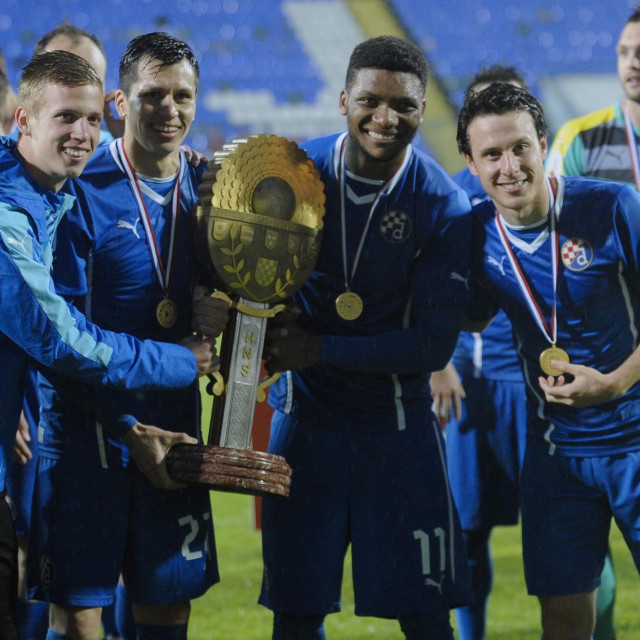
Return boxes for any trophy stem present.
[207,308,237,446]
[211,297,269,450]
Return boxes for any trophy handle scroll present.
[166,135,325,497]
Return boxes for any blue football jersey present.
[268,133,473,432]
[39,141,206,454]
[471,175,640,455]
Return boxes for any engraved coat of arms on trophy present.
[166,135,325,497]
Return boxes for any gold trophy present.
[166,135,325,496]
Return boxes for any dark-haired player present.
[260,35,473,640]
[459,82,640,640]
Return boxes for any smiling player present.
[459,82,640,640]
[259,35,473,640]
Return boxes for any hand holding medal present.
[539,344,570,377]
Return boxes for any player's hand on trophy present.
[264,306,322,374]
[124,423,197,490]
[180,335,220,376]
[191,286,230,337]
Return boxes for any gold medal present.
[539,345,570,377]
[156,297,178,328]
[335,291,363,321]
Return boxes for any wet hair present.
[468,64,529,94]
[345,35,428,91]
[33,20,105,58]
[119,32,199,96]
[17,50,103,115]
[457,82,547,157]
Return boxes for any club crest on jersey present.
[380,210,412,243]
[561,238,593,271]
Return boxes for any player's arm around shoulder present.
[461,206,500,333]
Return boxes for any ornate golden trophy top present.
[197,135,326,304]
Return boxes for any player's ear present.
[465,153,479,176]
[15,106,30,136]
[114,90,128,119]
[540,135,548,162]
[339,89,348,116]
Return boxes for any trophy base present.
[166,444,291,497]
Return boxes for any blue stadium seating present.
[0,0,326,149]
[390,0,631,107]
[0,0,632,148]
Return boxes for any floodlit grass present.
[188,492,639,639]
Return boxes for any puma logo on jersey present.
[6,233,28,253]
[117,218,141,239]
[450,271,470,289]
[424,574,444,593]
[488,254,507,276]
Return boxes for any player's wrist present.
[605,368,633,400]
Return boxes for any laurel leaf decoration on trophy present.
[196,135,326,304]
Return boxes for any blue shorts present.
[522,445,640,595]
[445,377,527,530]
[259,410,472,618]
[27,431,219,607]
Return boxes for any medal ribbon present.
[622,103,640,191]
[116,138,184,298]
[336,136,405,292]
[494,177,562,347]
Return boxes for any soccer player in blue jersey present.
[0,50,218,640]
[5,25,119,640]
[25,33,228,640]
[259,35,473,640]
[457,82,640,640]
[432,65,616,640]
